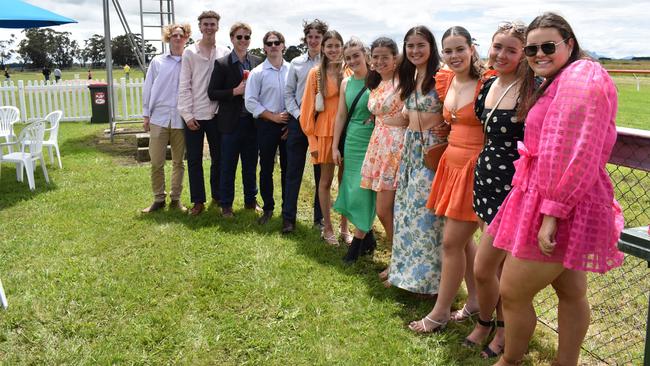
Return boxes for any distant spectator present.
[88,69,92,80]
[53,67,62,82]
[42,67,51,81]
[3,67,9,80]
[124,64,131,80]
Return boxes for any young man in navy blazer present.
[207,22,262,217]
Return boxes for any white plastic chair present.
[41,111,63,168]
[0,120,49,190]
[0,106,19,154]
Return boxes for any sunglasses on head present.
[523,39,569,57]
[497,21,526,34]
[235,35,251,40]
[265,40,282,47]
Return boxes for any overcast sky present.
[2,0,649,59]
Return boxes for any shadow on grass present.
[0,166,57,210]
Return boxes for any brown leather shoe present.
[169,200,188,213]
[222,206,234,218]
[189,202,205,216]
[281,219,295,234]
[257,210,273,225]
[244,201,263,213]
[141,201,165,213]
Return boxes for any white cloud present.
[1,0,648,59]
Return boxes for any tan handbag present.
[315,68,325,112]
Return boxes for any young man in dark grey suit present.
[207,22,262,217]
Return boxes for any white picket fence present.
[0,77,144,122]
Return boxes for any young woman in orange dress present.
[300,30,351,245]
[410,26,495,333]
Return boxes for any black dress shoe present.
[141,201,165,213]
[343,237,363,264]
[281,219,295,234]
[360,229,377,256]
[257,210,273,225]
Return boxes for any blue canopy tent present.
[0,0,77,29]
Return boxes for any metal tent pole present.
[102,0,115,142]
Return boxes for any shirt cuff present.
[540,199,572,219]
[252,106,266,119]
[288,107,300,120]
[180,111,194,123]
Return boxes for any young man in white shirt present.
[141,23,191,213]
[178,10,229,216]
[244,31,289,225]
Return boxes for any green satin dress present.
[333,76,376,232]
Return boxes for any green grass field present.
[0,123,561,365]
[0,61,647,364]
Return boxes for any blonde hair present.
[162,23,191,42]
[229,22,252,37]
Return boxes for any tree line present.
[0,28,156,69]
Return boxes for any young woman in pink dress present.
[489,13,624,366]
[360,37,406,284]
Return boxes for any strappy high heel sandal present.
[480,320,505,359]
[339,227,353,245]
[408,315,448,334]
[462,317,494,348]
[321,230,339,246]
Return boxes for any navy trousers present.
[184,117,220,204]
[219,115,258,208]
[282,116,322,224]
[256,118,287,213]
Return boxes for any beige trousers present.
[149,124,185,202]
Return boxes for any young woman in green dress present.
[332,38,377,263]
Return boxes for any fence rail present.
[0,78,144,123]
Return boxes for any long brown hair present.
[517,12,590,121]
[397,26,440,101]
[318,30,344,96]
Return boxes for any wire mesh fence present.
[534,129,650,365]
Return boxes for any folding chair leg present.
[40,156,49,184]
[55,145,62,169]
[24,160,35,190]
[16,162,23,182]
[0,278,7,309]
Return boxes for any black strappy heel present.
[461,317,494,348]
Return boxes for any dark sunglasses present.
[523,39,568,57]
[497,21,526,34]
[235,35,251,40]
[265,40,282,47]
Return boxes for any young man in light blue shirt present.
[244,31,289,225]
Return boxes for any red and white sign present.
[95,92,106,105]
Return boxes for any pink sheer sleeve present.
[536,60,617,219]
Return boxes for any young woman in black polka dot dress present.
[463,21,528,359]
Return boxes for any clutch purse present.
[424,142,448,172]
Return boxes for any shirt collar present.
[230,51,249,64]
[263,58,286,70]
